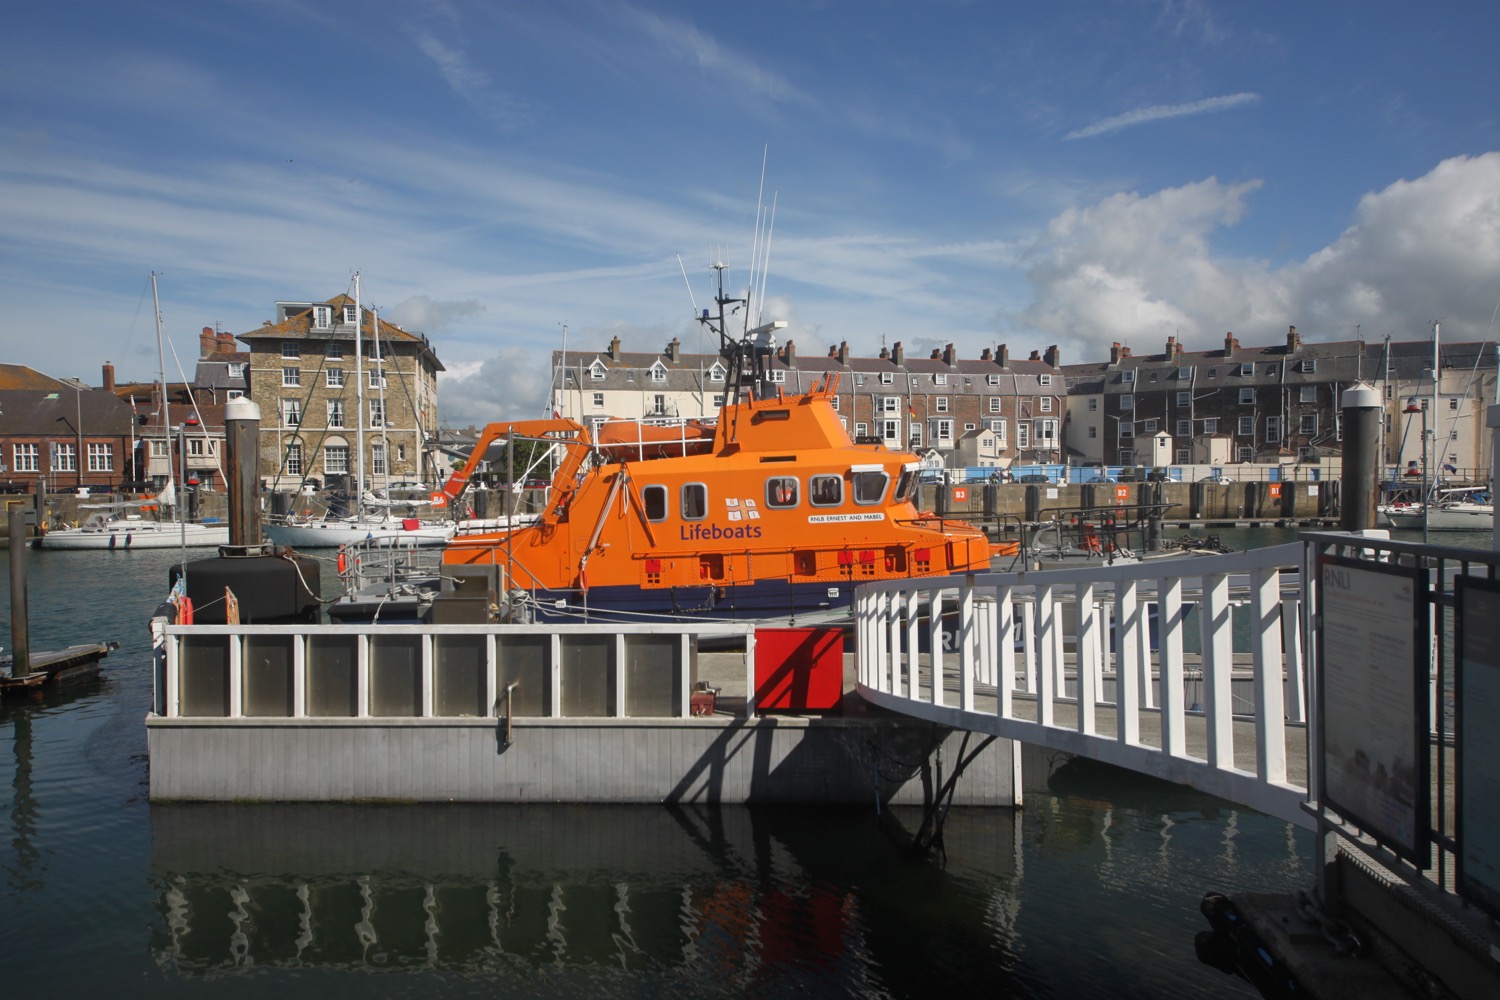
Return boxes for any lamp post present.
[177,412,199,554]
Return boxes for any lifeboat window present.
[766,476,799,509]
[851,470,889,506]
[681,483,708,520]
[894,469,916,502]
[809,474,842,507]
[642,484,667,522]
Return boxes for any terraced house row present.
[555,327,1497,478]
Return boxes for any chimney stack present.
[879,346,890,360]
[1043,344,1060,368]
[1286,325,1301,352]
[609,335,621,360]
[1110,342,1122,364]
[200,326,217,358]
[942,343,956,366]
[1028,350,1041,361]
[666,337,680,363]
[980,348,992,362]
[1224,332,1239,356]
[1165,335,1178,359]
[929,348,942,360]
[783,340,796,367]
[837,340,849,365]
[217,331,237,355]
[892,342,904,365]
[997,344,1010,368]
[102,361,115,393]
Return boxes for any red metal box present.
[753,627,845,713]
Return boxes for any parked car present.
[1199,475,1234,484]
[1016,473,1051,484]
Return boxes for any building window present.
[342,304,357,324]
[1202,418,1218,434]
[369,398,386,428]
[1237,415,1254,435]
[1301,359,1316,373]
[830,396,840,411]
[1087,426,1097,439]
[1265,416,1282,442]
[1038,374,1052,386]
[855,422,869,438]
[1299,385,1316,403]
[1176,420,1191,437]
[285,443,303,476]
[1266,365,1277,377]
[1449,398,1459,411]
[327,400,345,428]
[52,442,76,472]
[1121,370,1135,383]
[706,364,725,382]
[1237,446,1254,462]
[909,425,922,446]
[934,374,947,385]
[325,368,344,389]
[14,443,39,473]
[87,443,113,472]
[1175,448,1191,463]
[282,367,300,387]
[1177,367,1191,380]
[991,419,1007,445]
[589,363,606,380]
[881,419,902,442]
[1239,388,1255,404]
[1207,367,1216,379]
[1120,394,1134,410]
[368,369,386,389]
[281,341,300,359]
[1300,414,1318,435]
[649,364,667,383]
[370,443,386,477]
[880,372,894,385]
[879,396,900,413]
[987,374,999,386]
[1087,397,1098,412]
[312,306,332,329]
[935,397,949,413]
[1040,397,1053,413]
[323,445,349,475]
[1118,449,1134,465]
[1239,363,1253,376]
[281,399,301,426]
[713,395,725,407]
[1016,423,1029,448]
[1118,422,1135,441]
[326,341,345,359]
[988,397,1002,413]
[1176,391,1190,407]
[591,392,604,407]
[228,363,244,379]
[1034,419,1058,445]
[188,438,207,457]
[963,422,976,432]
[934,419,954,442]
[1142,419,1159,433]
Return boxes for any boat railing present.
[151,621,759,721]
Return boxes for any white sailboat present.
[262,276,451,549]
[41,274,230,550]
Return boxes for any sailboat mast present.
[150,272,174,506]
[374,307,389,491]
[354,273,364,496]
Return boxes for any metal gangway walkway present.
[855,542,1313,827]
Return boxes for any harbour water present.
[0,527,1488,996]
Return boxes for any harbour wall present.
[146,715,1018,806]
[924,480,1339,523]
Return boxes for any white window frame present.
[986,374,999,386]
[649,363,667,383]
[880,372,894,385]
[988,396,1001,413]
[1038,374,1052,386]
[991,419,1007,445]
[281,398,301,426]
[1121,370,1135,384]
[1265,415,1282,442]
[1016,423,1030,449]
[1202,418,1219,434]
[53,442,76,472]
[1299,385,1316,403]
[1087,398,1098,412]
[1176,391,1191,407]
[935,397,949,413]
[323,444,349,475]
[708,363,726,383]
[879,396,901,414]
[1120,394,1134,410]
[1176,420,1191,437]
[1142,419,1159,433]
[14,443,39,473]
[342,304,357,324]
[1239,363,1254,376]
[767,369,786,384]
[281,341,301,359]
[1237,446,1254,462]
[87,442,113,472]
[369,398,386,428]
[312,306,332,329]
[1237,415,1254,436]
[1299,414,1318,435]
[1118,422,1135,441]
[591,392,605,408]
[1239,387,1255,404]
[1039,397,1053,413]
[327,399,345,428]
[326,368,344,389]
[934,374,947,385]
[282,367,300,387]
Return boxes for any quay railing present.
[151,622,756,722]
[855,543,1310,826]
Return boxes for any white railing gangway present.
[855,543,1312,827]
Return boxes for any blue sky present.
[4,1,1499,426]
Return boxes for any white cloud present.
[437,349,554,427]
[1066,93,1260,140]
[1016,154,1500,362]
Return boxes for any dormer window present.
[987,374,999,386]
[589,362,607,380]
[768,370,786,383]
[934,374,947,385]
[1301,359,1317,373]
[708,363,726,382]
[312,306,332,329]
[343,304,357,324]
[1177,366,1191,379]
[880,372,894,385]
[228,363,244,379]
[648,362,667,383]
[1239,363,1253,376]
[1121,370,1135,384]
[1038,374,1052,386]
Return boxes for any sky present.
[4,1,1500,427]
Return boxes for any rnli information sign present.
[1316,554,1429,865]
[1457,575,1500,918]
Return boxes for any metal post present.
[8,508,30,677]
[1339,384,1381,531]
[224,397,262,546]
